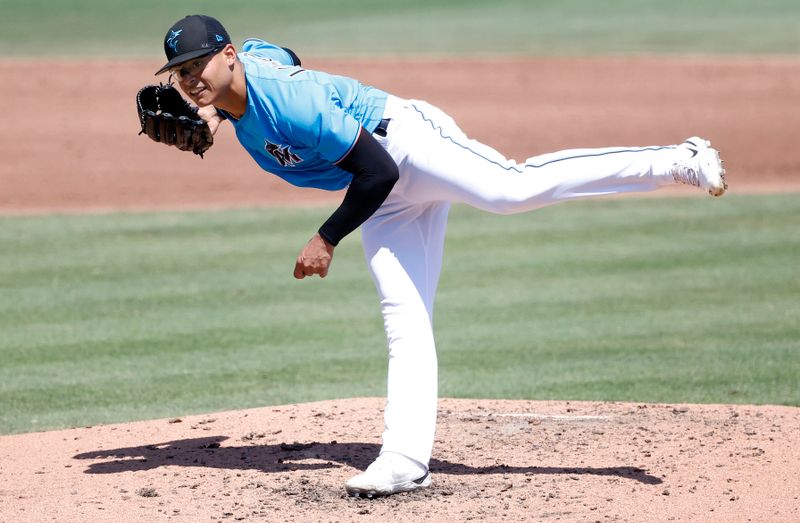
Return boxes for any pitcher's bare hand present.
[294,233,335,279]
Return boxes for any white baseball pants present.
[363,95,683,467]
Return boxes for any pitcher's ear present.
[222,43,237,64]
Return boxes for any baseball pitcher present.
[138,15,727,499]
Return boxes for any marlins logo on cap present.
[167,29,182,52]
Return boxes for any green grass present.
[1,0,799,57]
[1,194,798,434]
[437,195,800,405]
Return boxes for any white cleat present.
[670,136,728,197]
[345,452,432,498]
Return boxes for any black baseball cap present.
[155,15,231,75]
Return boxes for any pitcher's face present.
[172,45,236,106]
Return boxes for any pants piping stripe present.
[409,104,675,172]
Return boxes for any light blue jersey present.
[221,39,388,190]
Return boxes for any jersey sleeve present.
[241,39,298,66]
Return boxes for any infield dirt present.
[1,57,798,521]
[2,56,799,214]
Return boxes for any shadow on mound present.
[74,436,661,485]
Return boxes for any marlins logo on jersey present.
[265,141,303,167]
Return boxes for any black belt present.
[373,118,391,137]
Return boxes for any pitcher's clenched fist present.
[294,233,334,279]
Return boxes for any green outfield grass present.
[1,195,798,434]
[2,0,799,57]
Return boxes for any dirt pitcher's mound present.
[1,398,797,522]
